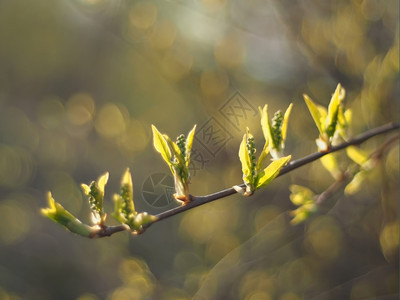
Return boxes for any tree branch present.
[151,122,399,225]
[92,122,398,237]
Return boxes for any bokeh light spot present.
[0,145,34,188]
[162,47,193,81]
[214,34,245,69]
[200,69,229,97]
[66,93,95,126]
[305,216,343,260]
[0,200,30,245]
[95,103,127,138]
[118,119,150,155]
[150,20,177,50]
[379,221,399,261]
[37,96,65,130]
[129,3,158,30]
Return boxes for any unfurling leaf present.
[289,185,315,206]
[185,125,197,166]
[256,155,291,188]
[303,94,324,136]
[81,172,109,225]
[113,168,136,228]
[152,125,172,166]
[259,103,293,160]
[320,153,341,180]
[344,171,366,195]
[41,192,93,237]
[289,185,317,225]
[325,84,344,137]
[132,212,158,235]
[304,83,348,151]
[346,146,369,166]
[152,125,197,204]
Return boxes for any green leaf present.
[256,139,269,172]
[152,125,172,166]
[346,146,369,166]
[238,133,252,184]
[259,105,273,148]
[41,192,93,237]
[113,168,137,228]
[120,168,135,213]
[303,94,324,135]
[325,84,344,137]
[185,124,197,166]
[281,103,293,142]
[290,203,317,225]
[320,153,341,180]
[344,171,366,195]
[81,172,109,225]
[164,135,185,167]
[132,212,158,234]
[289,185,314,206]
[256,155,291,189]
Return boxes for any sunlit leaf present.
[41,192,93,237]
[325,83,344,137]
[256,139,269,172]
[303,94,324,135]
[281,103,293,142]
[97,172,109,196]
[346,146,369,166]
[290,203,317,225]
[164,134,185,166]
[344,171,366,195]
[320,153,341,179]
[289,185,315,206]
[238,133,252,184]
[259,105,273,148]
[132,212,158,233]
[81,172,109,225]
[185,124,197,166]
[113,168,136,228]
[151,125,172,166]
[256,155,291,188]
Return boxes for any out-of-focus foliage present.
[0,0,398,299]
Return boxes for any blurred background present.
[0,0,398,299]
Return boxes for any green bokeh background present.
[0,0,398,299]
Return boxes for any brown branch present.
[151,122,399,226]
[92,122,398,237]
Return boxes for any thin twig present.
[93,122,398,237]
[152,122,399,224]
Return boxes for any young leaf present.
[320,154,341,180]
[303,94,324,135]
[41,192,93,237]
[185,124,197,166]
[346,146,369,166]
[289,185,315,206]
[113,168,136,228]
[164,135,185,167]
[256,155,291,188]
[344,171,366,195]
[281,103,293,142]
[256,139,269,172]
[290,203,317,225]
[325,84,344,137]
[132,212,158,234]
[81,172,109,225]
[152,125,172,166]
[259,105,273,149]
[238,132,253,184]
